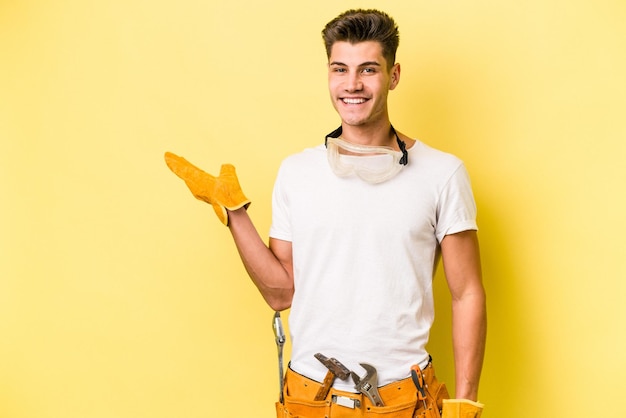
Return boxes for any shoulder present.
[279,144,326,170]
[408,139,464,171]
[274,144,328,188]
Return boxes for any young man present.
[165,9,486,418]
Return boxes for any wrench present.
[351,363,385,407]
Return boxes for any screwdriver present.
[410,364,428,410]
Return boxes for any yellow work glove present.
[164,152,250,226]
[441,399,484,418]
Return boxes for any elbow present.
[264,289,293,312]
[452,281,486,304]
[269,300,292,312]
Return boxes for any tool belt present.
[275,361,449,418]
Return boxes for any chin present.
[337,112,368,126]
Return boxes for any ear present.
[389,63,401,90]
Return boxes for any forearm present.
[451,288,486,400]
[227,208,294,311]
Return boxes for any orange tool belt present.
[276,361,449,418]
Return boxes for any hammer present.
[313,353,351,401]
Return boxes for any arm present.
[163,152,294,311]
[227,207,294,311]
[440,230,486,401]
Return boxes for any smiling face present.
[328,41,400,131]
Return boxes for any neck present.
[340,121,395,148]
[325,122,409,166]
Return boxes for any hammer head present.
[314,353,351,380]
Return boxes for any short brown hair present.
[322,9,400,69]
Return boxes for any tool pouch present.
[276,389,420,418]
[276,368,420,418]
[276,364,450,418]
[412,363,450,418]
[275,399,327,418]
[276,368,327,418]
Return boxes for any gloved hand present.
[164,152,250,226]
[441,399,484,418]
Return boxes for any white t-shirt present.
[269,140,477,390]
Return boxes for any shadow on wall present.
[408,50,537,410]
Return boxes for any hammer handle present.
[314,370,335,401]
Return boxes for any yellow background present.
[1,1,625,417]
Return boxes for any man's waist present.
[290,353,432,392]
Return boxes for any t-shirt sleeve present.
[269,162,292,242]
[435,163,478,243]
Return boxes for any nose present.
[344,72,363,92]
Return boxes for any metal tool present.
[313,353,351,400]
[410,364,428,410]
[351,363,385,407]
[273,312,286,403]
[332,394,361,409]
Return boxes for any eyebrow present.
[329,61,382,67]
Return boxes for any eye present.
[332,67,347,73]
[362,67,376,74]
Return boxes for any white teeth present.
[342,98,366,104]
